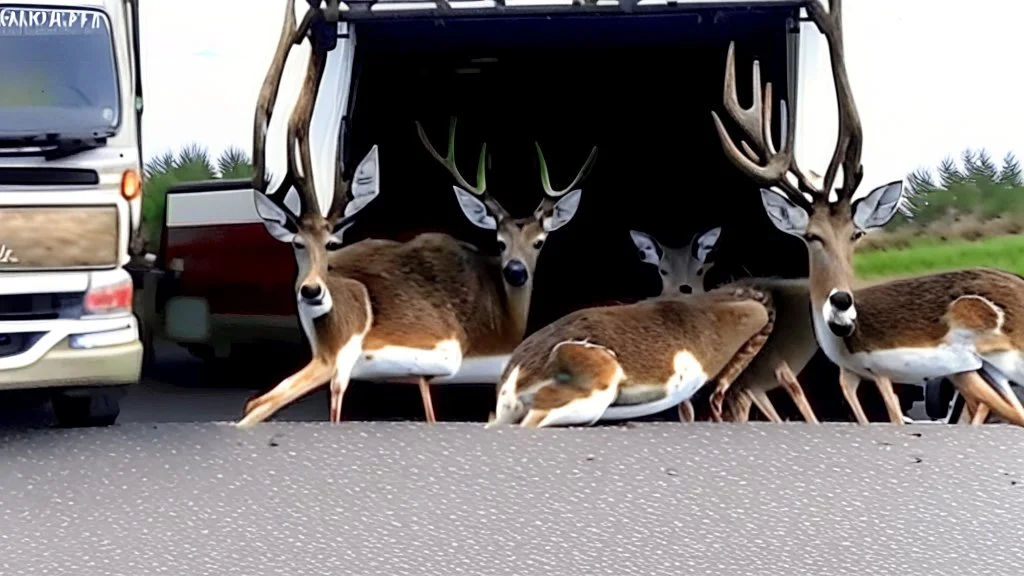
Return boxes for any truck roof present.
[339,0,806,20]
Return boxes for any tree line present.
[139,144,1024,252]
[899,148,1024,227]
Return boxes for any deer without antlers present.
[711,0,1024,427]
[487,281,778,428]
[631,228,820,423]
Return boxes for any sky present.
[139,0,1024,190]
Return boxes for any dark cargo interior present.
[248,6,917,423]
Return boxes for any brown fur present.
[503,287,774,414]
[720,278,819,421]
[329,233,523,356]
[531,344,621,411]
[846,267,1024,354]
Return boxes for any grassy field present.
[856,234,1024,280]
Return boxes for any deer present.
[235,0,598,427]
[485,279,778,428]
[709,0,1024,428]
[631,229,821,424]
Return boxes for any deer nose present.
[502,260,529,287]
[829,290,853,311]
[679,284,693,294]
[300,283,323,300]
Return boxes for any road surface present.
[2,421,1024,575]
[2,339,1023,575]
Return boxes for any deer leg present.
[775,362,819,424]
[418,377,437,424]
[839,368,870,425]
[749,389,783,423]
[951,371,1024,428]
[238,358,333,428]
[724,390,753,423]
[328,336,365,424]
[970,403,990,426]
[873,375,904,425]
[678,400,695,423]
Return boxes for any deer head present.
[710,0,912,337]
[249,0,379,320]
[630,227,722,295]
[416,118,598,292]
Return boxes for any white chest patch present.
[601,350,707,421]
[351,338,463,381]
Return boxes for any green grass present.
[856,234,1024,280]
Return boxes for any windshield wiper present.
[0,132,114,160]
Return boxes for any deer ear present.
[629,230,661,266]
[760,188,809,237]
[694,226,722,262]
[345,145,381,218]
[543,189,582,232]
[253,190,298,243]
[453,186,497,230]
[852,180,904,230]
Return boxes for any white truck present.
[0,0,143,426]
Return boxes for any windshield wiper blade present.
[0,132,112,159]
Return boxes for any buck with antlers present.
[236,0,600,427]
[631,228,820,423]
[711,0,1024,427]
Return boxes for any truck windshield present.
[0,6,120,138]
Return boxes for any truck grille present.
[0,206,119,270]
[0,292,85,321]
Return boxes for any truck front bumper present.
[0,316,142,391]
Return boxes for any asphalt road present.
[2,339,1024,575]
[3,421,1024,575]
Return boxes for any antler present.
[252,0,314,197]
[416,118,510,221]
[536,142,598,198]
[711,0,863,207]
[251,0,347,221]
[805,0,863,203]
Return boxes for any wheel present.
[51,386,125,428]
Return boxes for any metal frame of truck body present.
[151,0,814,357]
[0,0,144,421]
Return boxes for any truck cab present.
[0,0,144,426]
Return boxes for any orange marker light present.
[121,169,141,201]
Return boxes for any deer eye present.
[805,233,824,245]
[326,239,344,251]
[292,239,306,250]
[851,230,866,242]
[659,269,669,276]
[496,240,507,252]
[533,239,545,250]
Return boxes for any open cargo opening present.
[347,8,802,329]
[333,6,918,422]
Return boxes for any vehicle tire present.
[184,344,216,363]
[51,387,125,428]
